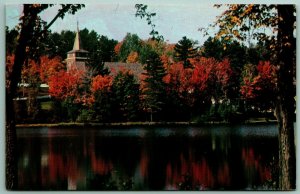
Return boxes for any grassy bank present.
[16,119,278,128]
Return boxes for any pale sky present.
[5,1,226,44]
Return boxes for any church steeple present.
[66,22,89,72]
[73,21,82,50]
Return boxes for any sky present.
[5,1,226,45]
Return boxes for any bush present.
[77,109,95,123]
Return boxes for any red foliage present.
[190,57,215,92]
[91,74,113,93]
[215,58,233,88]
[114,42,123,55]
[21,59,41,85]
[39,56,64,83]
[6,55,15,88]
[240,61,276,100]
[48,69,83,100]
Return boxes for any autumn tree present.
[6,4,84,189]
[240,61,276,112]
[91,75,113,122]
[212,4,296,189]
[174,36,198,69]
[117,33,142,62]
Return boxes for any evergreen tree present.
[142,51,166,121]
[174,36,198,68]
[112,71,140,121]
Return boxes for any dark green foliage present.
[6,27,19,55]
[202,37,246,70]
[98,35,118,62]
[138,43,154,64]
[142,51,167,121]
[62,98,81,122]
[76,109,95,122]
[46,30,75,59]
[112,71,140,121]
[174,36,198,68]
[93,90,113,122]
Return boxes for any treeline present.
[6,27,278,124]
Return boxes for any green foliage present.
[98,35,118,62]
[174,36,198,68]
[202,37,246,70]
[76,109,95,122]
[142,51,167,120]
[93,90,113,122]
[118,33,142,62]
[6,27,19,55]
[62,98,81,122]
[112,71,140,121]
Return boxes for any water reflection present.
[17,124,278,190]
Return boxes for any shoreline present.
[16,120,278,128]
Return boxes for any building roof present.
[104,62,145,81]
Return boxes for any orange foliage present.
[126,51,139,63]
[39,56,64,83]
[240,61,276,99]
[114,41,123,55]
[91,74,113,93]
[48,69,83,100]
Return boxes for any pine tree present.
[112,71,140,121]
[142,51,166,121]
[174,36,198,69]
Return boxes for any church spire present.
[73,21,82,50]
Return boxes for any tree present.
[126,51,139,63]
[240,61,276,113]
[112,71,140,121]
[48,69,83,101]
[212,4,296,189]
[6,27,19,55]
[91,75,113,122]
[6,4,84,189]
[135,4,164,41]
[174,36,198,69]
[98,35,118,62]
[141,51,166,121]
[117,33,142,62]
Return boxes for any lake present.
[16,123,279,190]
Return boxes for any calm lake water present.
[17,123,279,190]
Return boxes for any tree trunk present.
[275,5,296,190]
[6,5,39,190]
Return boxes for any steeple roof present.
[73,21,82,50]
[68,21,88,53]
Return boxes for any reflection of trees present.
[17,128,278,190]
[241,147,275,189]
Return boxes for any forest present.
[6,26,279,124]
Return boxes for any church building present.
[66,23,89,72]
